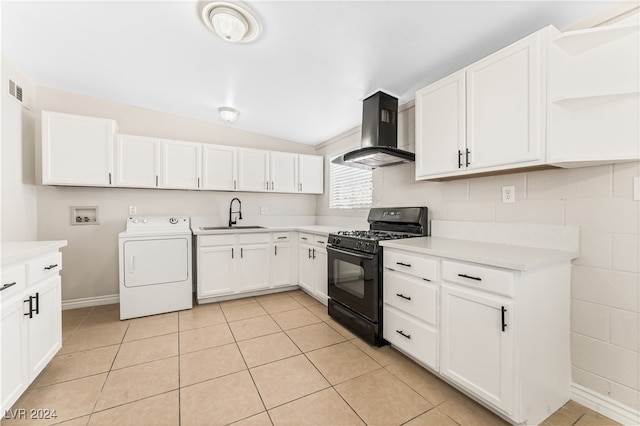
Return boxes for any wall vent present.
[8,79,23,103]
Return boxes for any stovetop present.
[328,230,421,254]
[335,230,417,241]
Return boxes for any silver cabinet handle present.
[271,181,274,190]
[44,264,58,270]
[274,246,278,256]
[266,181,269,190]
[299,182,302,192]
[234,180,237,190]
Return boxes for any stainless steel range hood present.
[332,91,415,169]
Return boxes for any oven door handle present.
[327,246,375,261]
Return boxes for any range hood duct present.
[333,91,415,170]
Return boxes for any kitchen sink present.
[199,226,265,231]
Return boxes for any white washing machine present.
[119,216,193,320]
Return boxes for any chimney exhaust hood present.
[332,91,415,169]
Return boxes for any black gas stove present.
[327,207,429,346]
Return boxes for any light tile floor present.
[2,290,621,426]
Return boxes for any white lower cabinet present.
[297,232,328,304]
[381,247,572,425]
[196,232,294,303]
[441,284,513,414]
[272,232,293,288]
[382,249,439,370]
[1,243,65,415]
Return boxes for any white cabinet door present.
[42,111,117,186]
[466,31,544,170]
[26,276,62,381]
[269,152,298,193]
[202,144,237,190]
[238,148,270,192]
[238,244,271,291]
[313,246,328,303]
[116,134,160,188]
[272,242,292,288]
[161,140,201,189]
[1,297,28,413]
[298,243,314,293]
[415,70,466,179]
[298,154,324,194]
[441,284,513,414]
[198,246,236,298]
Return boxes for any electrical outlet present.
[129,205,137,215]
[502,185,515,203]
[260,206,269,215]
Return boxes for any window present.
[329,155,373,210]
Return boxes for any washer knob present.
[169,217,179,224]
[132,218,139,224]
[142,217,148,223]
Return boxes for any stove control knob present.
[335,238,341,245]
[169,217,178,224]
[132,217,139,224]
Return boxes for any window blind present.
[329,157,372,210]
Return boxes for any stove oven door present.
[327,245,379,322]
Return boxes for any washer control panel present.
[126,216,190,230]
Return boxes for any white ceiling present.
[1,1,616,146]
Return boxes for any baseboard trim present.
[62,294,120,310]
[571,383,639,425]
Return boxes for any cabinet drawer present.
[27,252,62,285]
[272,232,291,242]
[0,264,26,301]
[384,306,437,370]
[238,233,270,244]
[384,249,438,281]
[299,233,313,244]
[442,260,514,297]
[199,234,236,247]
[312,235,328,248]
[384,270,437,325]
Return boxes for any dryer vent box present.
[71,206,99,225]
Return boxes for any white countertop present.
[380,237,578,272]
[191,224,350,236]
[2,241,68,266]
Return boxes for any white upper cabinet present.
[416,29,547,180]
[269,151,298,193]
[116,134,161,188]
[161,139,201,190]
[41,111,323,193]
[549,19,640,167]
[466,30,545,170]
[298,154,324,194]
[42,111,118,186]
[415,71,466,178]
[202,144,237,190]
[238,148,270,192]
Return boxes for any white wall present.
[1,57,38,242]
[34,86,317,302]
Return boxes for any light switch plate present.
[634,177,640,201]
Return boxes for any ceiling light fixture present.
[219,107,240,122]
[201,1,261,43]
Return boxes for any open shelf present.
[554,24,639,56]
[552,92,639,112]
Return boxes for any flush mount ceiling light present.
[219,107,240,122]
[201,1,261,43]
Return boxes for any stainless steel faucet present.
[229,197,242,227]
